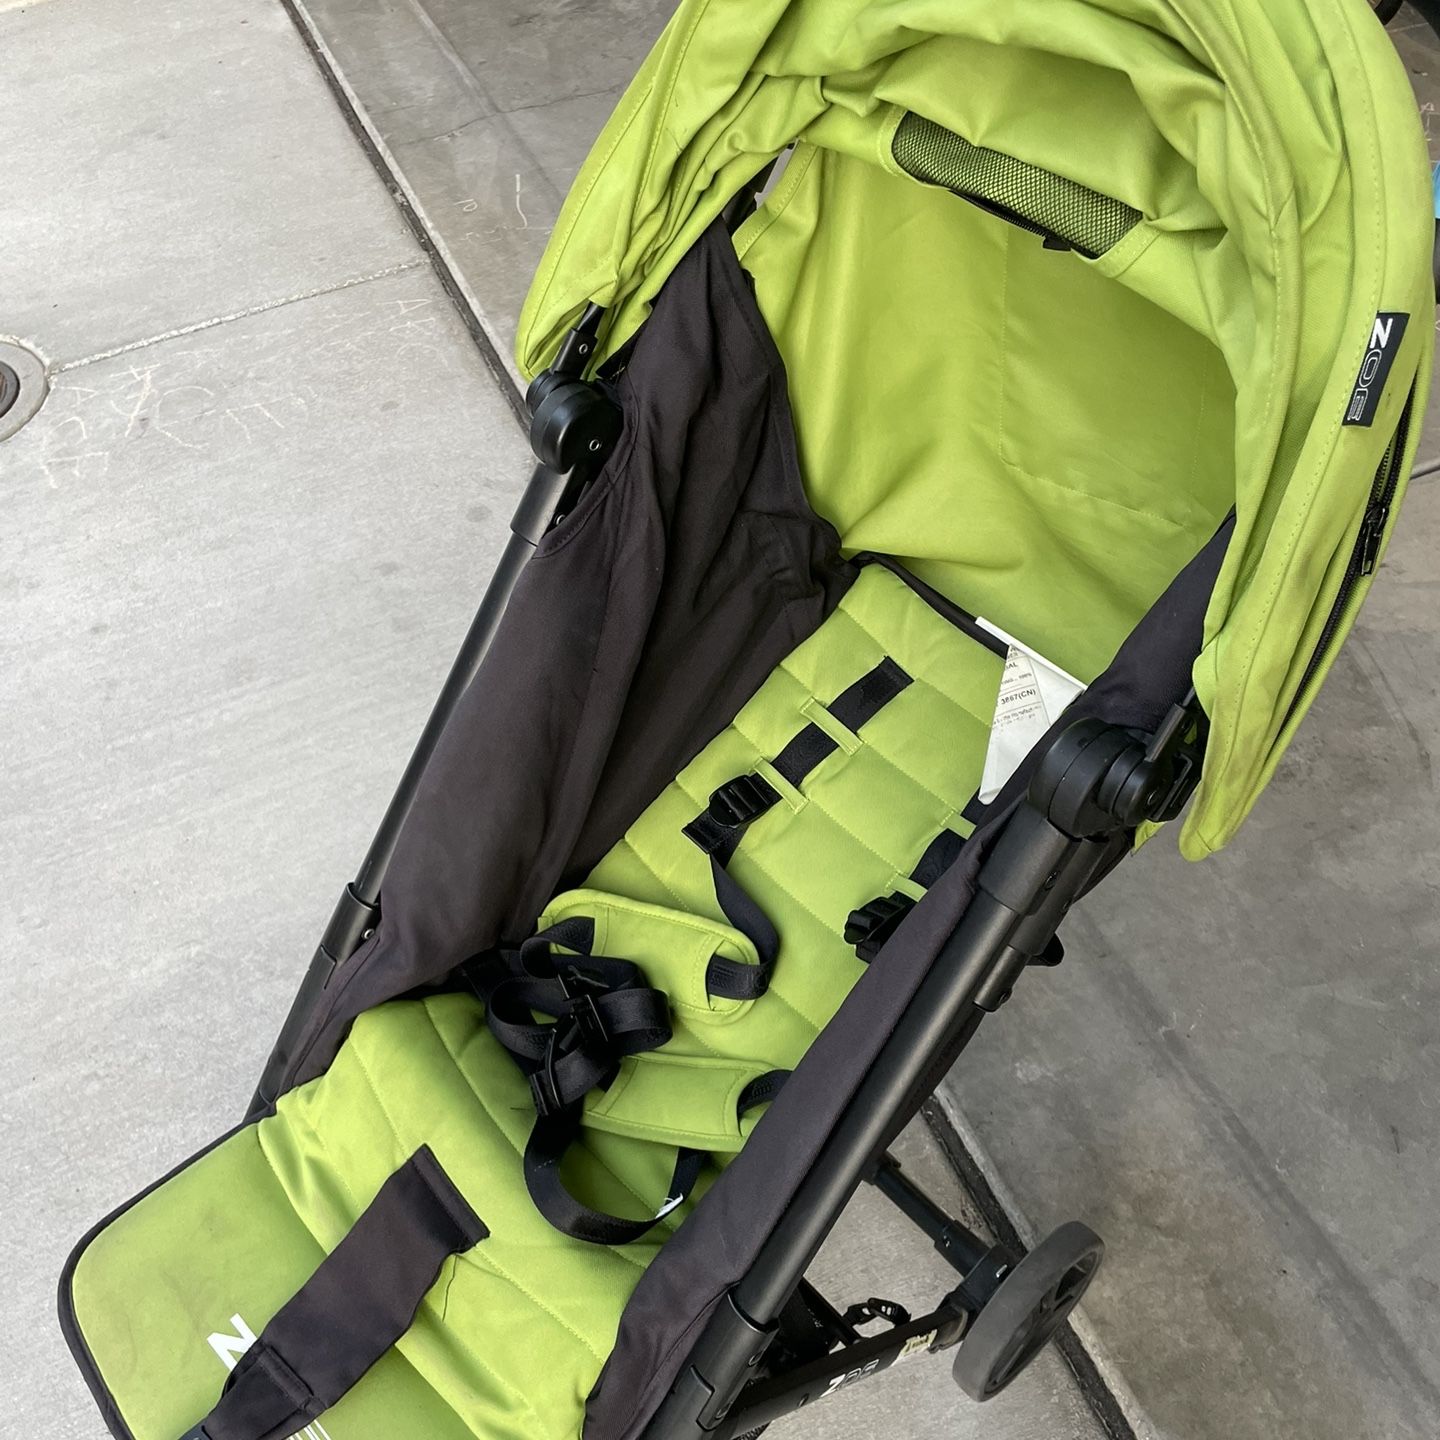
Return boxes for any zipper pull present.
[1358,500,1391,576]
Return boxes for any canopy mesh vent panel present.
[892,112,1141,258]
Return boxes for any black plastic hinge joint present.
[319,883,381,965]
[688,1292,778,1427]
[524,302,623,476]
[1133,692,1208,825]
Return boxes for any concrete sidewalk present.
[0,3,1104,1439]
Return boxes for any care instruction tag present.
[977,620,1086,804]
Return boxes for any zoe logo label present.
[1345,312,1408,427]
[820,1358,882,1398]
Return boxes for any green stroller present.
[59,1,1436,1437]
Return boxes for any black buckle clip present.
[529,1065,564,1119]
[558,966,619,1051]
[844,893,915,963]
[529,1023,580,1117]
[528,989,612,1118]
[566,991,610,1054]
[706,773,780,829]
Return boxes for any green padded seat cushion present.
[581,563,1007,1097]
[69,994,686,1440]
[64,565,1008,1440]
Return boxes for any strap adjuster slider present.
[844,893,915,962]
[706,773,780,829]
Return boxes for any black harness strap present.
[469,926,695,1246]
[771,656,912,788]
[683,780,782,999]
[704,862,780,999]
[468,926,673,1119]
[684,657,913,999]
[524,1117,706,1247]
[827,655,913,731]
[522,1068,790,1247]
[736,1068,789,1113]
[181,1146,485,1440]
[479,656,915,1246]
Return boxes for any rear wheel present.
[951,1222,1104,1402]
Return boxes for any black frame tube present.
[868,1154,990,1276]
[737,811,1074,1323]
[639,804,1091,1440]
[716,1299,966,1437]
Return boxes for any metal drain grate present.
[0,361,19,420]
[0,340,48,440]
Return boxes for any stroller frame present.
[249,298,1203,1430]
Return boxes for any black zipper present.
[1285,384,1414,725]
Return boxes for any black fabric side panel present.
[583,514,1234,1440]
[198,1147,486,1440]
[561,236,854,881]
[288,224,850,1086]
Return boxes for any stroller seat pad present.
[588,563,1007,1040]
[64,563,1012,1440]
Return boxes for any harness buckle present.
[528,983,616,1119]
[529,1062,564,1119]
[706,773,781,829]
[567,991,610,1053]
[844,893,915,962]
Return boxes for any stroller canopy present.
[516,0,1433,858]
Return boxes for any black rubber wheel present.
[952,1222,1104,1402]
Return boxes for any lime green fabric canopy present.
[516,0,1433,857]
